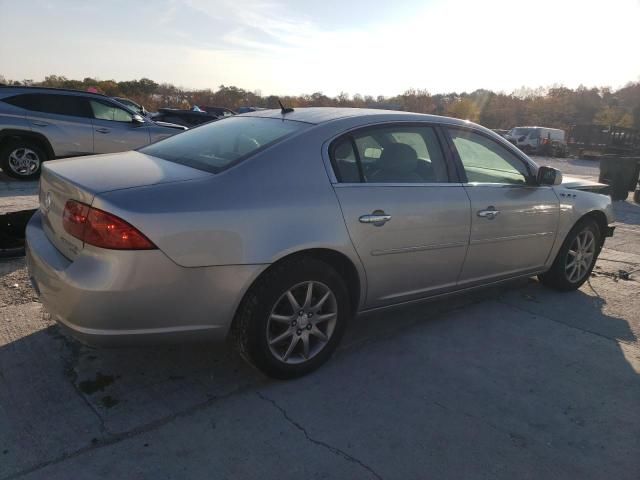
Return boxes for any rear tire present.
[0,140,47,180]
[233,256,351,379]
[538,218,601,291]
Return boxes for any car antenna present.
[278,99,294,114]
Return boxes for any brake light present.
[62,200,156,250]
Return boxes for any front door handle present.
[31,121,49,127]
[477,206,500,220]
[359,211,391,226]
[95,128,110,134]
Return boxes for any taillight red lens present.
[62,200,90,240]
[62,200,156,250]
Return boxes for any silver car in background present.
[0,86,186,179]
[26,108,615,378]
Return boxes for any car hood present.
[44,151,212,196]
[560,175,609,193]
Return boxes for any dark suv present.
[0,87,186,179]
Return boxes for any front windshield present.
[140,116,309,173]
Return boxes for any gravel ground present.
[0,258,38,307]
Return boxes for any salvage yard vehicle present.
[26,108,615,378]
[505,126,567,157]
[151,108,219,127]
[568,124,640,158]
[0,86,187,180]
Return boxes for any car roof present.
[242,107,471,127]
[0,85,108,97]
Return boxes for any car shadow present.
[1,275,639,478]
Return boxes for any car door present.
[445,127,560,285]
[11,93,94,157]
[89,99,150,153]
[330,123,471,308]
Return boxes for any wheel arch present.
[0,129,55,159]
[235,248,363,324]
[582,210,608,246]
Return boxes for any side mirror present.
[537,166,563,186]
[132,114,145,124]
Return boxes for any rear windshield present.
[140,116,308,173]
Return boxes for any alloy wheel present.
[565,229,596,283]
[266,281,338,364]
[8,148,40,176]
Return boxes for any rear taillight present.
[62,200,156,250]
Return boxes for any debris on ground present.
[0,259,39,306]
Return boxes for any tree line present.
[2,74,639,131]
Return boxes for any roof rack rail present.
[0,85,107,96]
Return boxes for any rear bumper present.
[26,211,265,346]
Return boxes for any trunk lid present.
[39,151,211,260]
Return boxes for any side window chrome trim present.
[334,182,464,188]
[463,183,548,189]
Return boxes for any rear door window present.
[331,125,449,184]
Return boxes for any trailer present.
[568,124,640,158]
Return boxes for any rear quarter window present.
[2,93,91,117]
[2,94,40,110]
[140,116,308,173]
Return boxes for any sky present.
[1,0,639,97]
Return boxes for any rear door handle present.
[359,211,391,226]
[31,121,48,127]
[477,206,500,220]
[95,128,110,134]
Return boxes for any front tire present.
[233,256,351,379]
[538,218,601,291]
[0,140,47,180]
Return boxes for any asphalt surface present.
[0,171,38,214]
[1,158,640,479]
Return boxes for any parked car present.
[491,128,510,138]
[0,86,187,180]
[237,106,266,114]
[151,108,218,127]
[26,108,615,378]
[505,126,567,157]
[202,106,236,117]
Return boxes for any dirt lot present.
[1,158,640,479]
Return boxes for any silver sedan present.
[26,108,615,378]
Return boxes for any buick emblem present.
[43,191,53,212]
